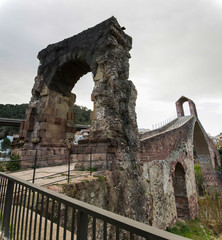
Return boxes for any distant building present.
[138,128,150,134]
[209,133,222,148]
[74,129,90,144]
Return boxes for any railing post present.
[2,179,14,239]
[68,150,71,184]
[106,147,108,170]
[33,150,37,183]
[90,148,92,176]
[77,211,88,240]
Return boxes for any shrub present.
[194,163,204,195]
[198,189,222,235]
[98,175,105,182]
[6,155,20,171]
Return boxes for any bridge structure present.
[0,118,24,127]
[139,96,222,227]
[0,117,89,130]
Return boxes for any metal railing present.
[0,172,190,240]
[0,150,110,186]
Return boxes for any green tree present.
[1,137,11,151]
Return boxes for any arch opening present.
[193,121,215,188]
[49,60,91,97]
[176,96,198,118]
[182,101,191,116]
[173,162,190,218]
[193,122,212,166]
[72,72,94,111]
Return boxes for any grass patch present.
[87,167,97,172]
[98,175,105,182]
[82,179,89,182]
[198,189,222,235]
[167,219,215,240]
[0,155,20,172]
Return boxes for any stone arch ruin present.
[176,96,198,118]
[173,162,190,218]
[14,17,139,166]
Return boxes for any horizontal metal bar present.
[0,172,189,240]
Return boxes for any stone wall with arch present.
[13,17,139,167]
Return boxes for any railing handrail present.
[0,172,190,240]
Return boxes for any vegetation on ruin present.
[194,163,205,195]
[198,189,222,237]
[166,218,215,239]
[164,156,222,240]
[219,147,222,173]
[170,163,222,239]
[0,103,91,139]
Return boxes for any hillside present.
[0,104,91,139]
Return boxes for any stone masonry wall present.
[140,118,198,228]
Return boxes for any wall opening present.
[173,162,190,218]
[72,72,94,111]
[182,101,191,116]
[193,122,212,166]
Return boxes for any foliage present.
[0,162,8,172]
[98,175,105,182]
[218,148,222,173]
[193,147,198,160]
[194,163,204,195]
[0,103,91,139]
[166,219,215,239]
[0,104,28,119]
[0,103,27,139]
[73,105,91,125]
[198,189,222,235]
[6,155,20,171]
[1,137,11,151]
[0,155,20,172]
[87,167,97,172]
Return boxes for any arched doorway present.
[173,162,190,218]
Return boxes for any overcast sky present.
[0,0,221,136]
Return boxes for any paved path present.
[8,164,99,186]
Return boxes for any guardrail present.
[0,150,109,185]
[0,172,190,240]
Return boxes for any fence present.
[0,150,108,186]
[0,172,190,240]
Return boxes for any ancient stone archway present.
[173,162,190,218]
[14,17,139,166]
[176,96,198,118]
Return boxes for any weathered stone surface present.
[14,17,138,170]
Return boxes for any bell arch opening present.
[182,101,191,116]
[173,162,190,218]
[176,96,198,118]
